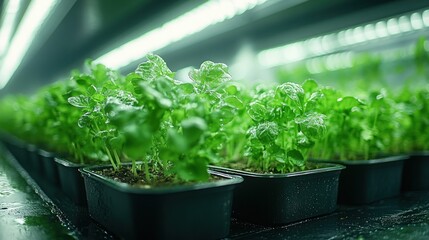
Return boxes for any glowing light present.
[375,21,388,38]
[0,0,60,89]
[387,18,400,35]
[95,0,268,69]
[0,0,23,56]
[352,26,366,43]
[398,16,412,32]
[363,24,376,40]
[410,12,423,30]
[259,8,429,68]
[423,10,429,26]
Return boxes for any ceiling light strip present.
[0,0,59,89]
[258,9,429,68]
[0,0,23,56]
[95,0,268,70]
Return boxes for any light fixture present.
[95,0,268,70]
[258,8,429,68]
[0,0,60,89]
[0,0,23,56]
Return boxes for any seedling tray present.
[55,158,88,205]
[313,155,406,205]
[3,146,429,239]
[80,165,243,240]
[26,144,45,179]
[210,164,344,225]
[39,150,60,186]
[402,152,429,191]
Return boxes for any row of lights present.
[0,0,60,89]
[0,0,269,90]
[258,9,429,69]
[95,0,268,70]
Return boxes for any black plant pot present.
[402,152,429,191]
[39,150,60,186]
[55,158,88,205]
[80,165,243,240]
[313,155,406,205]
[1,135,27,167]
[210,164,344,225]
[26,144,45,179]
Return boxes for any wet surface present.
[0,148,76,240]
[1,144,429,240]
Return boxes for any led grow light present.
[95,0,268,69]
[0,0,59,89]
[258,9,429,68]
[0,0,23,56]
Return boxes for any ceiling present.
[0,0,428,94]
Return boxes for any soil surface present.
[95,166,221,187]
[220,161,324,174]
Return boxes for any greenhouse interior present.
[1,0,429,239]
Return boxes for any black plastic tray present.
[55,158,88,205]
[210,164,344,225]
[1,134,28,167]
[39,150,60,186]
[26,144,45,179]
[402,152,429,191]
[313,155,407,205]
[80,165,243,240]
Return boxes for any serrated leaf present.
[248,102,266,122]
[255,122,279,144]
[136,54,174,82]
[276,82,304,108]
[68,95,89,108]
[189,61,231,85]
[295,113,325,139]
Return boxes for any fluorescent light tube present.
[0,0,59,89]
[95,0,268,70]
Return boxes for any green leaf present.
[109,135,124,151]
[173,158,209,182]
[361,128,373,141]
[296,131,314,148]
[247,102,266,122]
[302,79,318,93]
[92,93,105,102]
[337,96,363,111]
[295,113,325,139]
[224,95,244,109]
[68,95,89,108]
[225,84,238,95]
[135,54,174,82]
[167,128,188,152]
[189,61,231,85]
[74,75,92,87]
[255,122,279,144]
[288,149,304,167]
[177,82,195,94]
[276,82,304,108]
[181,117,207,146]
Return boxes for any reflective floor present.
[1,146,429,240]
[0,149,75,239]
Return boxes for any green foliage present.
[243,80,326,172]
[2,45,429,182]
